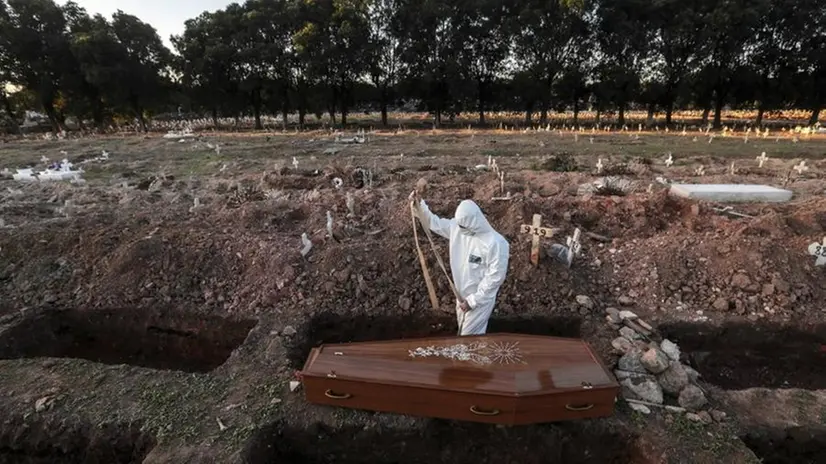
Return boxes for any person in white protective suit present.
[411,194,510,335]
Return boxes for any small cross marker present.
[596,158,604,174]
[794,160,809,175]
[664,153,673,167]
[757,152,769,168]
[565,228,582,268]
[695,165,705,176]
[808,237,826,266]
[520,214,557,266]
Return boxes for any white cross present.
[292,157,299,169]
[808,237,826,266]
[664,153,673,167]
[695,165,705,176]
[596,158,604,174]
[730,162,736,175]
[794,160,809,175]
[565,228,582,268]
[757,152,769,168]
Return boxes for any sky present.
[55,0,234,49]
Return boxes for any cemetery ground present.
[0,120,825,463]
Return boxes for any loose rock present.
[678,385,708,411]
[618,349,647,374]
[575,295,594,309]
[619,310,638,320]
[684,365,701,383]
[696,410,713,424]
[621,376,663,404]
[282,326,297,337]
[640,348,670,374]
[657,362,689,395]
[713,297,730,311]
[619,326,639,341]
[660,339,681,361]
[398,296,412,311]
[710,409,727,422]
[628,402,651,414]
[618,296,634,306]
[611,337,634,354]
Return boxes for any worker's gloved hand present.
[408,190,422,205]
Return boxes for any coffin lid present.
[301,333,617,396]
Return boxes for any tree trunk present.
[380,86,388,127]
[809,106,821,125]
[281,103,289,131]
[646,104,655,127]
[665,102,673,126]
[755,105,765,127]
[712,92,724,129]
[42,99,60,133]
[341,105,348,126]
[524,101,533,125]
[1,90,15,119]
[478,79,486,125]
[701,106,710,126]
[299,107,306,128]
[595,108,601,125]
[572,98,579,125]
[618,104,626,126]
[211,107,219,128]
[253,89,263,130]
[539,103,548,125]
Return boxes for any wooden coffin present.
[300,333,619,425]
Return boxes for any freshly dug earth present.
[0,128,824,463]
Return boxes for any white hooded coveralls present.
[416,199,510,335]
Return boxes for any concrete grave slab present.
[669,184,793,203]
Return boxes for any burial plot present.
[299,333,619,425]
[0,308,256,373]
[669,184,793,203]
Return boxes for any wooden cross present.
[520,214,557,266]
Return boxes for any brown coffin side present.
[304,375,517,425]
[511,387,620,425]
[303,375,618,425]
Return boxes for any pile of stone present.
[607,308,726,424]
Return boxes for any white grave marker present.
[664,153,673,167]
[757,152,769,168]
[596,158,604,174]
[794,160,809,175]
[808,237,826,266]
[730,162,737,175]
[565,228,582,268]
[694,165,705,176]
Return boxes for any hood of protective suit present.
[453,200,493,234]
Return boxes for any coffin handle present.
[469,406,500,416]
[565,403,594,411]
[324,389,352,399]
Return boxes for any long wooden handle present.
[411,202,440,310]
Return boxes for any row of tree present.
[1,0,824,133]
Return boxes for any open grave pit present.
[658,322,826,390]
[242,418,635,464]
[284,311,583,369]
[0,307,257,373]
[741,426,826,464]
[0,417,155,464]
